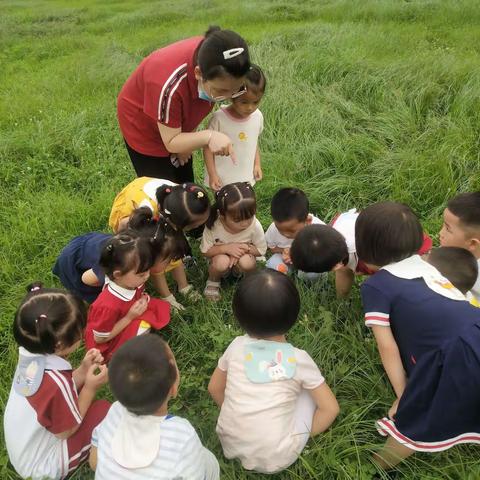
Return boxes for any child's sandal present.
[179,284,202,302]
[204,281,221,302]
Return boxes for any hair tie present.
[106,244,113,252]
[182,183,187,189]
[223,48,244,60]
[30,286,41,292]
[36,313,47,325]
[165,188,171,193]
[189,186,195,192]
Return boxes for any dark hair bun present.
[205,25,221,37]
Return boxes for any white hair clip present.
[223,48,244,60]
[164,208,171,215]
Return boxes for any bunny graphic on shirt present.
[259,350,287,381]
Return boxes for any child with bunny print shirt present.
[208,270,339,474]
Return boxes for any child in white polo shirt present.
[90,334,219,479]
[4,283,110,480]
[203,65,266,190]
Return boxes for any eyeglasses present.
[206,82,247,101]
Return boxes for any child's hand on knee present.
[225,243,249,259]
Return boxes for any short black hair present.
[271,188,309,223]
[290,224,348,272]
[427,247,478,294]
[356,201,423,267]
[109,335,177,415]
[245,64,266,94]
[447,192,480,231]
[195,26,250,80]
[233,270,300,337]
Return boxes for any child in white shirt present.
[265,188,325,280]
[90,334,219,480]
[208,270,339,474]
[203,65,265,190]
[201,182,267,301]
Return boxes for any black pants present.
[125,140,194,183]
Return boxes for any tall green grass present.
[1,1,480,478]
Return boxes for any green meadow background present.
[1,0,480,478]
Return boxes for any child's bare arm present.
[371,325,407,399]
[208,367,227,407]
[93,297,148,344]
[335,267,355,297]
[253,146,262,181]
[309,383,340,436]
[89,446,98,471]
[81,269,101,287]
[56,365,108,440]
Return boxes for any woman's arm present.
[203,147,222,191]
[158,124,235,160]
[371,325,407,398]
[208,367,227,407]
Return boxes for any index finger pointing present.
[228,144,237,165]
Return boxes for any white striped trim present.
[365,311,390,327]
[69,444,91,462]
[376,417,480,452]
[165,72,187,124]
[92,329,111,338]
[158,63,187,122]
[46,371,82,424]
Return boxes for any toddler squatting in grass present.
[208,269,339,474]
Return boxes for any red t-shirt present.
[117,36,214,157]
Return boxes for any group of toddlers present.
[4,58,480,480]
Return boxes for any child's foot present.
[162,294,185,311]
[178,284,202,302]
[204,280,221,301]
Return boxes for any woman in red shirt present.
[118,26,251,183]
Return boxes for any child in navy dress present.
[85,224,188,363]
[355,201,480,468]
[53,232,111,303]
[4,283,110,480]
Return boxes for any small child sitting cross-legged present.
[90,334,220,479]
[208,270,339,474]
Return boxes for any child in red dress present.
[85,222,188,362]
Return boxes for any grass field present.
[1,0,480,478]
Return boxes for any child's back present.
[91,334,219,480]
[208,270,339,473]
[215,334,325,472]
[93,401,218,480]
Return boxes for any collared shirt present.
[4,349,80,480]
[117,37,214,157]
